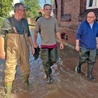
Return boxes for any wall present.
[55,0,81,45]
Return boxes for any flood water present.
[0,34,98,98]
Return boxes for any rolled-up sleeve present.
[0,19,12,37]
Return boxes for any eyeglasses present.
[44,9,51,10]
[87,16,95,18]
[18,9,26,12]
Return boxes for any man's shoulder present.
[37,17,44,23]
[22,18,27,22]
[2,18,11,26]
[79,20,87,26]
[51,16,57,19]
[94,21,98,24]
[38,16,44,20]
[94,21,98,27]
[51,17,58,23]
[81,20,87,24]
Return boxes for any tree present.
[0,0,13,17]
[23,0,40,18]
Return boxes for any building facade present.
[54,0,98,45]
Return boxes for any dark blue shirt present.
[76,20,98,49]
[11,17,31,37]
[1,17,31,37]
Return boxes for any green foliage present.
[0,17,5,28]
[0,0,13,17]
[23,0,40,19]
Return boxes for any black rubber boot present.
[87,63,95,80]
[23,74,30,90]
[75,61,83,73]
[75,65,81,73]
[47,76,53,84]
[44,61,53,84]
[49,68,52,74]
[45,70,52,84]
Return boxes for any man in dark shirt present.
[35,12,42,21]
[0,3,35,98]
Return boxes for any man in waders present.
[0,3,35,98]
[34,4,64,84]
[75,12,98,80]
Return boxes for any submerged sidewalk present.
[0,30,98,98]
[0,44,98,98]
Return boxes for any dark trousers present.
[77,47,96,78]
[41,47,59,77]
[78,47,96,64]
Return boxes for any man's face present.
[87,14,96,23]
[44,5,51,16]
[17,5,26,19]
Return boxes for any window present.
[86,0,98,9]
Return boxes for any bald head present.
[87,12,95,17]
[87,12,96,24]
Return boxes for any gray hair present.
[13,3,24,12]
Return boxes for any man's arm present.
[0,36,5,59]
[0,19,10,60]
[33,32,38,48]
[33,20,40,48]
[96,37,98,49]
[28,36,35,54]
[75,23,83,51]
[56,32,64,49]
[54,18,64,49]
[75,39,80,51]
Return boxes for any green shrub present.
[0,17,5,28]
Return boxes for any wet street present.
[1,35,98,98]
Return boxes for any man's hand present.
[56,32,64,49]
[60,42,64,49]
[96,44,98,49]
[34,42,38,48]
[96,37,98,49]
[75,45,80,51]
[31,46,35,55]
[75,40,80,51]
[0,51,5,60]
[0,36,5,59]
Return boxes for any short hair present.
[43,4,51,9]
[13,3,24,12]
[38,12,42,14]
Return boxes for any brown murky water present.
[1,35,98,98]
[1,45,98,98]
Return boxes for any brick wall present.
[54,0,98,46]
[54,0,81,46]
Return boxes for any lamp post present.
[44,0,46,4]
[51,0,54,16]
